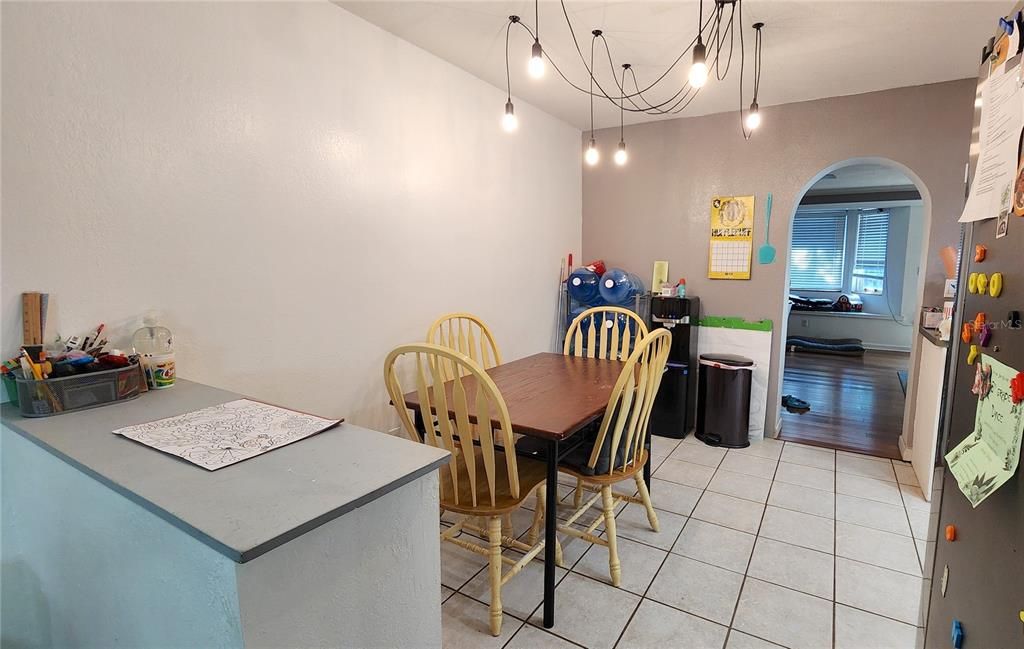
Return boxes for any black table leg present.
[543,439,559,629]
[413,410,426,442]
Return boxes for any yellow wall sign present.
[708,195,754,280]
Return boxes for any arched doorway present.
[775,158,933,459]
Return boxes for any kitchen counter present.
[1,379,449,648]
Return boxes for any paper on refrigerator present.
[960,62,1024,223]
[945,355,1024,507]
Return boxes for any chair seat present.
[440,449,548,515]
[557,448,649,485]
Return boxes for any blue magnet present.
[951,619,964,649]
[1000,16,1015,35]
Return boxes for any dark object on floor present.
[897,370,908,395]
[782,394,811,413]
[786,335,866,356]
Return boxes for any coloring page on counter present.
[113,399,341,470]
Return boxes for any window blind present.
[852,211,889,294]
[789,210,847,291]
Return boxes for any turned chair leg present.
[487,516,503,636]
[574,477,583,507]
[527,488,544,545]
[601,486,621,587]
[502,513,514,539]
[634,473,660,532]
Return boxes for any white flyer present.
[114,399,341,470]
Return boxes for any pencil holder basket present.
[14,364,142,417]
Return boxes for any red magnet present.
[1011,372,1024,405]
[945,524,957,542]
[961,322,973,344]
[975,244,987,262]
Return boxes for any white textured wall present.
[1,427,244,649]
[1,2,582,428]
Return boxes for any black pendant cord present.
[589,33,597,140]
[535,0,539,43]
[620,64,628,141]
[505,18,514,102]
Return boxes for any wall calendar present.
[708,195,754,280]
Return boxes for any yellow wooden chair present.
[384,343,557,636]
[556,328,671,587]
[563,305,648,362]
[427,312,502,381]
[564,305,649,504]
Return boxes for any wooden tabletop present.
[403,352,623,441]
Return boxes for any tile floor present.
[440,435,932,649]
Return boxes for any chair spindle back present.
[563,306,648,361]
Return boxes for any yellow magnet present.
[968,273,978,294]
[989,272,1003,297]
[977,273,989,294]
[967,344,979,365]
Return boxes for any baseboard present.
[898,435,912,462]
[863,342,912,353]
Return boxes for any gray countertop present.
[919,325,949,348]
[1,379,449,563]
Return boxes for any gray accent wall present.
[582,80,974,433]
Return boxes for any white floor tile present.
[836,521,921,576]
[725,631,786,648]
[892,461,919,486]
[442,584,456,602]
[527,573,639,649]
[899,483,931,512]
[692,491,766,534]
[909,505,933,540]
[732,578,833,649]
[610,503,687,550]
[655,458,717,489]
[758,506,834,553]
[835,604,918,649]
[651,434,682,458]
[835,494,912,536]
[835,557,922,625]
[719,453,779,479]
[442,592,522,648]
[773,461,835,492]
[441,538,489,589]
[730,437,784,460]
[461,553,567,620]
[670,441,728,467]
[780,443,835,470]
[648,478,703,516]
[618,599,729,649]
[746,537,834,599]
[673,519,756,574]
[573,536,667,595]
[766,481,835,519]
[837,453,897,482]
[647,554,744,625]
[836,473,903,506]
[506,624,580,649]
[707,469,772,503]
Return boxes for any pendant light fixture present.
[688,0,709,88]
[528,0,545,78]
[742,22,765,137]
[498,0,767,151]
[584,30,600,166]
[614,63,629,166]
[502,16,519,132]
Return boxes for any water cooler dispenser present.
[649,295,700,438]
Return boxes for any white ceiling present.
[808,162,916,193]
[339,0,1002,130]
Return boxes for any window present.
[788,211,847,291]
[852,211,890,295]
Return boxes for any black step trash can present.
[696,353,754,448]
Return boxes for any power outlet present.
[801,318,809,328]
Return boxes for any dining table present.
[403,351,653,629]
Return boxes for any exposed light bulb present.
[614,141,628,166]
[502,100,518,132]
[529,40,545,79]
[689,40,708,88]
[745,102,761,130]
[584,139,599,166]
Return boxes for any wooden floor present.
[779,350,909,459]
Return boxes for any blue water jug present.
[567,268,602,304]
[599,268,644,305]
